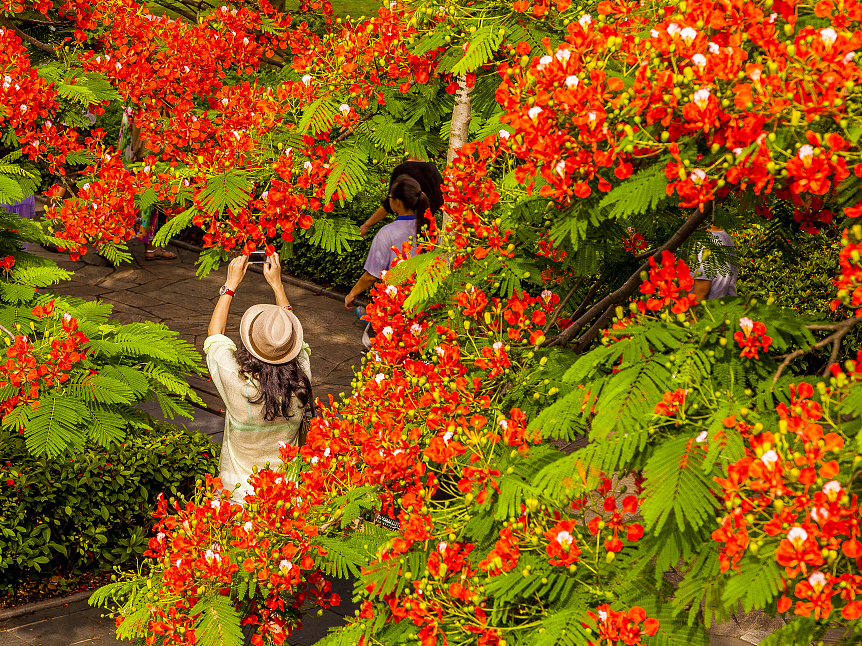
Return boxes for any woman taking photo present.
[205,253,312,504]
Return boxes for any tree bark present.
[443,75,472,232]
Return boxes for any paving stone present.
[102,290,165,309]
[51,284,111,299]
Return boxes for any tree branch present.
[545,202,713,348]
[333,112,374,144]
[0,17,57,55]
[772,317,862,384]
[5,16,72,27]
[542,278,584,336]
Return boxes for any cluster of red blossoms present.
[637,251,697,315]
[832,226,862,317]
[584,605,660,646]
[712,382,862,621]
[495,0,862,225]
[733,317,773,359]
[0,291,89,417]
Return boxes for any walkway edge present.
[169,239,367,306]
[0,589,93,621]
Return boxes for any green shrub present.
[0,420,219,594]
[735,225,859,364]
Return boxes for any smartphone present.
[248,251,268,264]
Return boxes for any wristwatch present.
[219,285,235,297]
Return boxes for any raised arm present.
[208,255,248,336]
[264,253,292,309]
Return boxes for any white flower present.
[738,317,754,335]
[410,323,423,336]
[845,52,856,64]
[528,106,543,120]
[696,430,708,443]
[499,419,509,430]
[760,450,779,467]
[680,27,698,44]
[81,183,91,191]
[579,14,592,28]
[798,144,815,162]
[708,42,720,55]
[693,87,711,109]
[385,285,398,296]
[541,289,553,303]
[156,532,166,541]
[650,29,659,38]
[809,571,827,591]
[538,55,553,70]
[749,68,762,83]
[555,530,573,546]
[555,160,566,176]
[565,75,580,88]
[323,448,331,457]
[493,341,504,351]
[176,558,183,567]
[689,168,707,184]
[821,28,838,47]
[691,54,707,69]
[244,521,253,533]
[823,480,842,499]
[733,147,743,156]
[222,98,229,105]
[667,23,681,37]
[438,541,448,553]
[435,346,445,357]
[787,526,808,546]
[339,103,350,113]
[555,48,571,63]
[598,609,608,622]
[210,499,220,509]
[284,147,292,157]
[442,430,453,445]
[499,129,510,139]
[19,105,26,113]
[233,130,241,140]
[382,326,394,340]
[587,111,597,122]
[375,373,386,383]
[63,312,72,322]
[303,160,313,172]
[279,559,293,571]
[302,74,312,85]
[204,549,221,564]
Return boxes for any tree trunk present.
[443,75,472,232]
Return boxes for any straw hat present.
[239,304,303,364]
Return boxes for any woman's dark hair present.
[235,343,312,422]
[390,174,434,238]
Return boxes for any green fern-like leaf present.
[197,172,251,216]
[450,25,506,76]
[324,140,370,204]
[191,595,244,646]
[641,435,719,534]
[599,165,669,218]
[758,616,816,646]
[299,95,339,135]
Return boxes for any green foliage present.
[197,171,252,216]
[0,420,218,594]
[599,165,670,218]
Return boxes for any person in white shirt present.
[205,254,312,504]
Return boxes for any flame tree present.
[4,0,862,645]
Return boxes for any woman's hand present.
[226,255,249,290]
[264,253,282,288]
